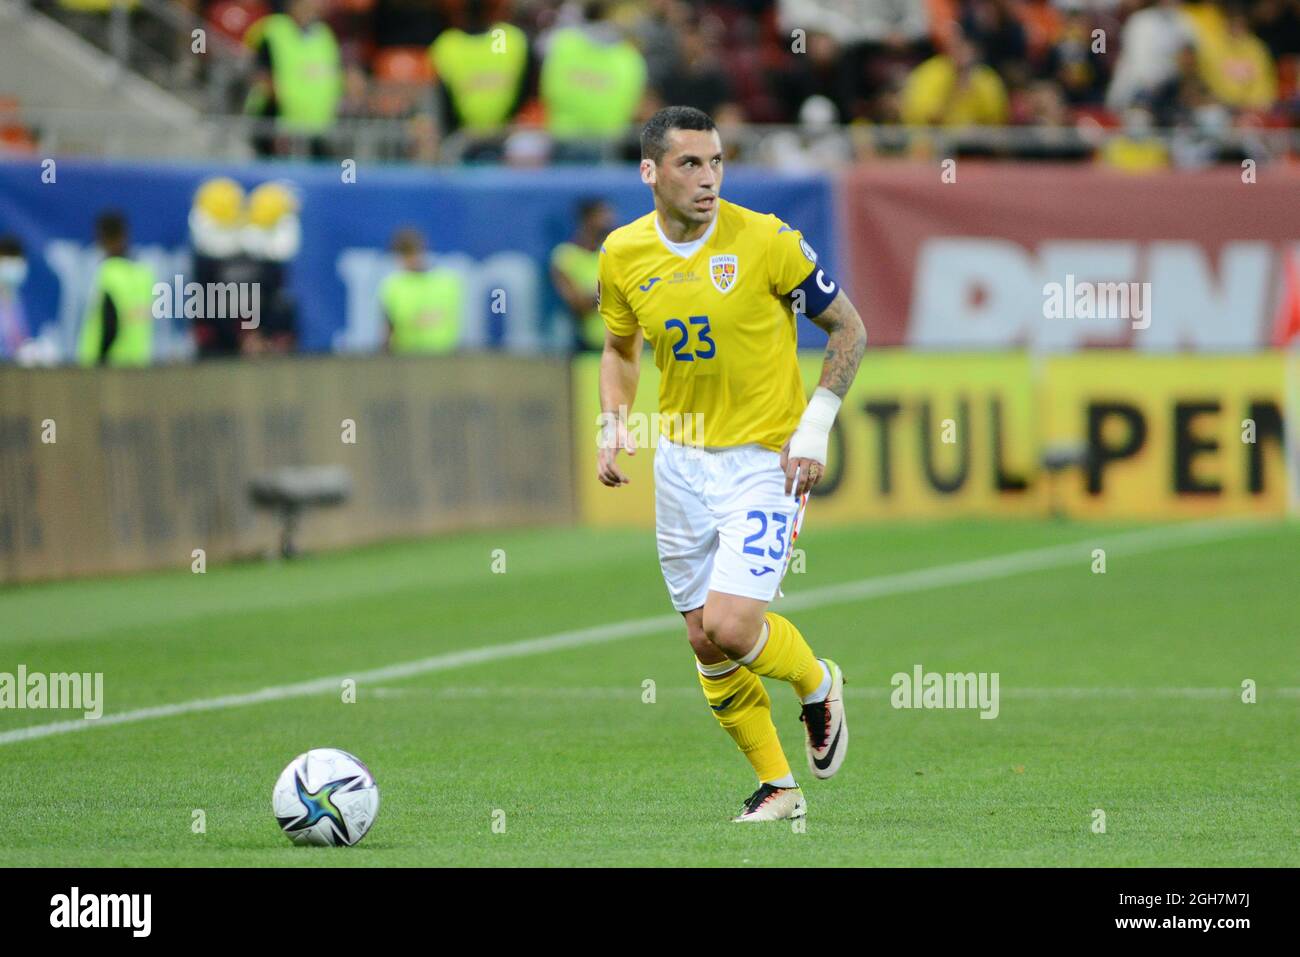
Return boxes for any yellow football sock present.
[697,661,791,783]
[744,612,823,700]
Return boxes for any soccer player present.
[596,106,867,822]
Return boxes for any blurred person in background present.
[379,227,464,355]
[1019,0,1064,69]
[1251,0,1300,60]
[190,177,257,360]
[656,11,737,119]
[373,0,445,48]
[245,0,344,158]
[1098,105,1171,171]
[241,183,301,354]
[0,236,31,362]
[1044,10,1109,105]
[1146,41,1216,128]
[960,0,1030,88]
[551,198,614,353]
[1106,0,1197,112]
[1020,80,1092,159]
[761,95,855,170]
[78,212,155,368]
[778,0,932,120]
[776,30,858,126]
[430,0,531,161]
[900,24,1009,126]
[626,0,689,93]
[1198,4,1277,113]
[540,1,647,160]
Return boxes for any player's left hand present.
[780,440,823,498]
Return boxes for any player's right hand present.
[596,416,637,487]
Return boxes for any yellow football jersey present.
[597,198,822,451]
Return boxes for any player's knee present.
[682,609,725,663]
[686,625,722,662]
[702,613,761,659]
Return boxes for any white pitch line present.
[0,519,1262,746]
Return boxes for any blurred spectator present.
[430,0,530,143]
[900,26,1009,126]
[373,0,445,48]
[778,0,929,48]
[626,0,689,92]
[245,0,344,158]
[540,1,647,148]
[503,128,553,166]
[1098,106,1171,171]
[551,198,614,353]
[1106,0,1196,112]
[1181,0,1230,55]
[78,212,156,368]
[1199,6,1277,112]
[0,236,31,362]
[776,31,858,125]
[760,95,856,170]
[656,12,736,117]
[1251,0,1300,59]
[240,183,300,354]
[1020,80,1092,159]
[713,102,748,162]
[779,0,932,117]
[1145,41,1215,127]
[368,47,441,162]
[379,228,464,355]
[1019,0,1064,69]
[960,0,1029,87]
[1044,11,1108,105]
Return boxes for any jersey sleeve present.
[767,219,819,297]
[597,244,637,337]
[768,218,841,317]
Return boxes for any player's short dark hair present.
[641,106,717,164]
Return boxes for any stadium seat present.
[207,0,269,45]
[372,46,434,86]
[0,97,36,155]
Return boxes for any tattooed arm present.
[782,289,867,496]
[808,289,867,399]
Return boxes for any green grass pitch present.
[0,518,1296,867]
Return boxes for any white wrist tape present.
[788,387,841,465]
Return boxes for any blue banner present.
[0,158,838,357]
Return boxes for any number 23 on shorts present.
[742,510,788,560]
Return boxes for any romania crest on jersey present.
[710,254,738,294]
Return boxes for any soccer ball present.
[272,748,380,846]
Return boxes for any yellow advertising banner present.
[574,352,1295,526]
[1040,354,1292,518]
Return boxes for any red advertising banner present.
[839,163,1300,351]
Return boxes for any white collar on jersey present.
[654,210,718,259]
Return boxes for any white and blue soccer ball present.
[272,748,380,847]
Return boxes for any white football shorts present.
[654,436,804,612]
